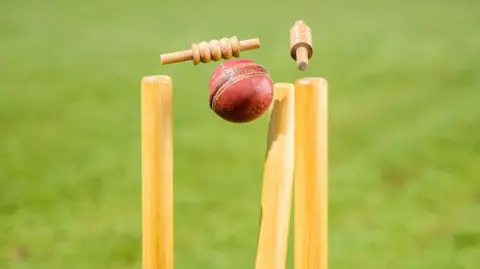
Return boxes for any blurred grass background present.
[1,0,479,268]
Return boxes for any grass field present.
[1,0,479,268]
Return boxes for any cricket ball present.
[208,59,274,123]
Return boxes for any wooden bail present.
[290,20,313,71]
[160,36,260,65]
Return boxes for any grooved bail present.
[160,36,261,65]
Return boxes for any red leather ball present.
[208,59,274,123]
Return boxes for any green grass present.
[1,0,479,268]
